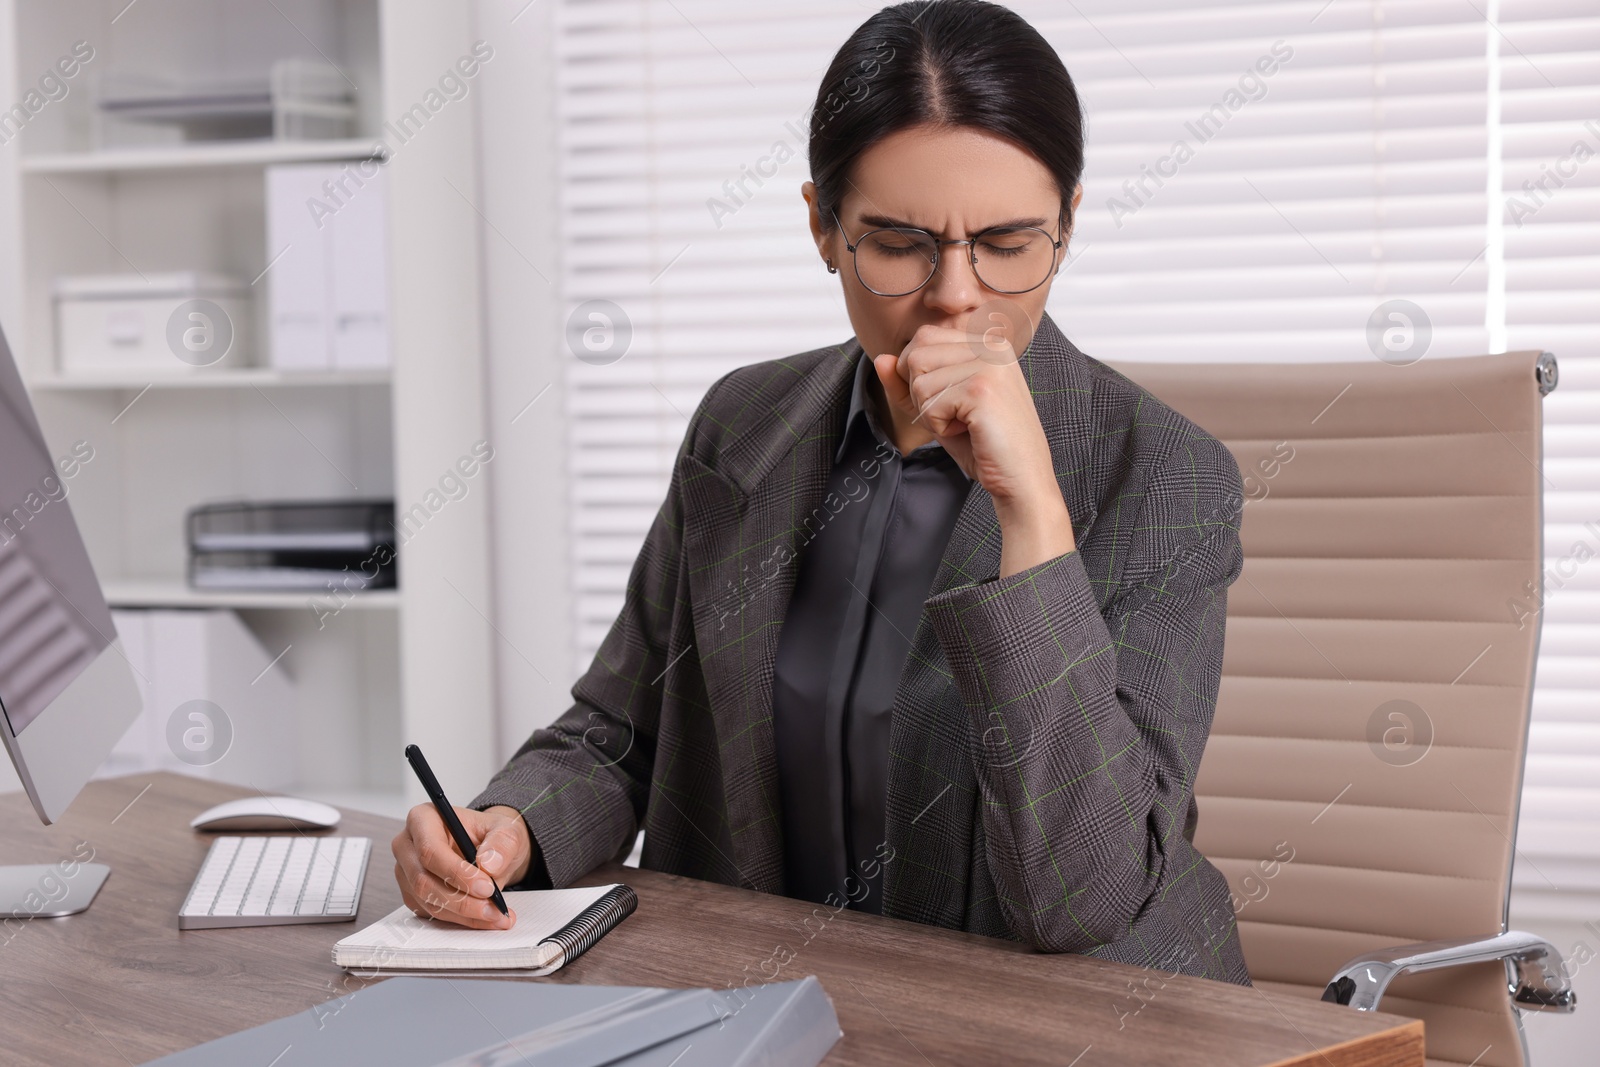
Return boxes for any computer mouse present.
[190,796,342,832]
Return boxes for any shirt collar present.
[836,350,971,481]
[835,350,875,464]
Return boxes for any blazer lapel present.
[678,342,860,892]
[881,309,1101,926]
[1024,309,1104,541]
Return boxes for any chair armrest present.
[1321,930,1576,1014]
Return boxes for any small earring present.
[826,259,838,274]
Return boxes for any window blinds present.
[555,0,1600,897]
[1496,0,1600,907]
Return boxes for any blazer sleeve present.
[924,432,1244,953]
[467,383,715,889]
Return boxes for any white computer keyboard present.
[179,835,371,930]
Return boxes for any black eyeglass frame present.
[828,206,1068,297]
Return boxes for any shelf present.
[29,368,391,391]
[21,138,384,174]
[104,579,401,612]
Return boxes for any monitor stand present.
[0,863,110,918]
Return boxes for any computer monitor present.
[0,320,142,827]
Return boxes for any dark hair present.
[809,0,1085,236]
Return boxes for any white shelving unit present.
[0,0,500,819]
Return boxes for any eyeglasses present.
[829,207,1065,297]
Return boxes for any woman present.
[392,0,1250,986]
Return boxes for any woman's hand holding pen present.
[391,803,531,930]
[872,317,1075,577]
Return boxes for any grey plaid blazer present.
[471,310,1251,985]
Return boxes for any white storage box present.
[55,272,254,375]
[266,163,390,370]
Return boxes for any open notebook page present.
[333,886,619,971]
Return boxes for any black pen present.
[404,743,509,916]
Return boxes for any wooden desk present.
[0,773,1423,1066]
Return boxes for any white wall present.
[380,0,499,796]
[472,0,575,755]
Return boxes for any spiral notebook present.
[333,885,637,976]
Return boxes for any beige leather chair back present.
[1108,351,1551,1067]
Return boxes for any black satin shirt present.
[770,354,971,914]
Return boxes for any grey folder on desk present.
[140,974,841,1067]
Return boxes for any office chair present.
[1107,349,1575,1067]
